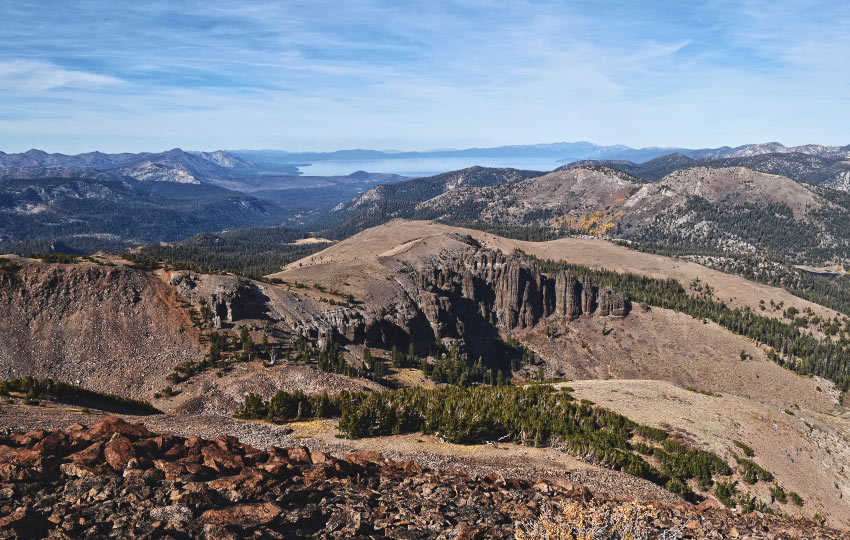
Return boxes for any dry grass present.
[290,237,333,245]
[515,501,684,540]
[287,418,334,439]
[390,367,438,388]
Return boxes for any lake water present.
[295,157,567,178]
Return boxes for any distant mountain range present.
[230,141,850,166]
[0,148,299,186]
[2,141,850,258]
[0,148,407,251]
[559,151,850,192]
[2,141,848,187]
[334,164,850,264]
[0,177,284,252]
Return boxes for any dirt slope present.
[0,257,202,398]
[516,308,836,412]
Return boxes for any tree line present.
[236,384,781,506]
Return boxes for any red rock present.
[402,461,423,474]
[184,436,204,452]
[18,430,47,447]
[344,450,383,464]
[59,462,96,478]
[33,432,64,453]
[89,417,152,440]
[142,467,166,484]
[303,463,338,483]
[455,525,499,540]
[183,463,216,480]
[207,468,266,500]
[0,505,41,536]
[104,434,135,470]
[198,502,282,526]
[215,434,240,452]
[67,428,96,448]
[136,435,169,456]
[0,446,43,467]
[310,450,330,464]
[68,441,102,466]
[286,446,312,463]
[201,524,239,540]
[201,445,244,473]
[170,482,215,506]
[154,459,186,480]
[258,459,293,478]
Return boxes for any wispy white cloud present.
[0,60,122,92]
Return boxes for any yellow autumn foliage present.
[549,210,624,237]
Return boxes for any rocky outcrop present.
[598,287,630,317]
[165,249,629,356]
[416,248,630,337]
[0,418,843,539]
[170,273,263,327]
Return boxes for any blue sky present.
[0,0,848,153]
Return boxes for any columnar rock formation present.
[416,248,630,335]
[164,248,629,354]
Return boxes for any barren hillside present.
[2,416,845,539]
[0,257,202,397]
[564,380,850,528]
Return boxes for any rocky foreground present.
[0,417,844,539]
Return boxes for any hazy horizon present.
[3,139,847,159]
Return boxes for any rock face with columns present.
[166,247,629,354]
[415,247,629,337]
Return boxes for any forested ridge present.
[140,226,331,279]
[0,177,285,251]
[630,197,850,264]
[0,377,159,414]
[596,241,850,319]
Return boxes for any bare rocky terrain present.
[1,416,846,539]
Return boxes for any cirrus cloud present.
[0,60,122,92]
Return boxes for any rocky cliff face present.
[176,247,630,356]
[416,248,629,338]
[0,250,628,398]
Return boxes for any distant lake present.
[295,157,566,177]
